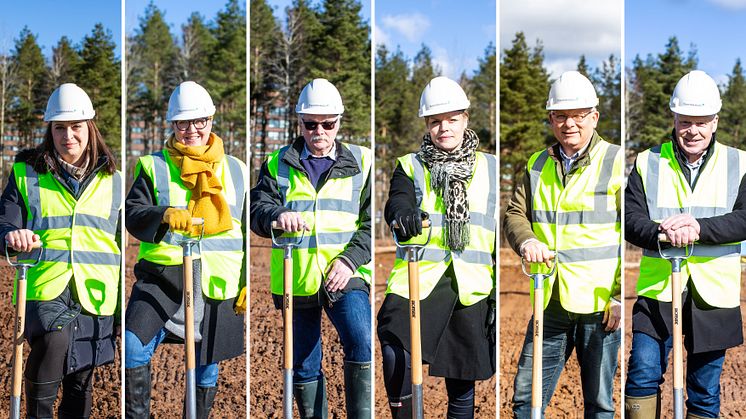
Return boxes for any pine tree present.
[313,0,370,141]
[467,43,496,152]
[576,55,590,78]
[594,54,621,145]
[77,23,121,154]
[719,59,746,148]
[499,32,550,191]
[207,0,246,158]
[129,2,179,154]
[179,12,215,83]
[49,36,81,87]
[11,26,47,149]
[249,0,280,165]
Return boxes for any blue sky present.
[126,0,240,35]
[626,0,746,86]
[500,0,622,78]
[0,0,121,57]
[375,0,496,79]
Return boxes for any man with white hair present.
[250,78,372,418]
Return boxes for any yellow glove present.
[234,287,247,315]
[163,208,192,232]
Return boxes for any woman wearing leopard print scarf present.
[378,76,497,418]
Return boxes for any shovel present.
[658,233,693,419]
[175,218,204,419]
[8,240,43,419]
[271,221,306,419]
[520,252,556,419]
[391,217,431,419]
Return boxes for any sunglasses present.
[301,118,338,131]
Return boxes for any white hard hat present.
[44,83,95,122]
[546,71,599,110]
[669,70,722,116]
[296,79,344,115]
[167,81,216,121]
[419,76,470,117]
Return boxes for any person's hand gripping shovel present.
[658,232,693,419]
[391,214,431,419]
[271,220,306,419]
[521,251,556,419]
[7,237,43,419]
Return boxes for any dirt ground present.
[499,248,746,417]
[250,235,498,417]
[0,262,120,418]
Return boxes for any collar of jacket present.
[282,136,362,179]
[669,128,718,179]
[547,129,602,171]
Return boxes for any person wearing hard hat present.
[378,76,497,418]
[624,70,746,418]
[504,70,623,417]
[0,83,121,417]
[250,78,372,418]
[124,81,247,418]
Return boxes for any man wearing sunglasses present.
[251,78,372,418]
[504,70,623,417]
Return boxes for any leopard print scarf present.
[418,129,479,252]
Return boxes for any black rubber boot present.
[196,386,218,419]
[344,361,372,419]
[26,379,61,419]
[125,364,151,419]
[293,378,328,419]
[387,395,412,419]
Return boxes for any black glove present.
[392,208,423,239]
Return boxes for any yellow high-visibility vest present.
[637,141,746,308]
[266,143,372,296]
[528,139,623,313]
[386,152,497,306]
[136,150,246,300]
[13,163,121,315]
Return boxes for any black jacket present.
[124,155,246,364]
[250,137,372,272]
[626,132,746,352]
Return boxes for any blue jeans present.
[512,299,620,418]
[293,289,371,383]
[626,331,725,418]
[124,328,220,387]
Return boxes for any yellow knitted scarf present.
[165,133,232,235]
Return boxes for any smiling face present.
[425,111,468,152]
[173,117,213,147]
[674,113,718,163]
[549,107,599,155]
[51,120,89,166]
[299,114,340,156]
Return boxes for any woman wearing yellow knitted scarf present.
[124,81,247,418]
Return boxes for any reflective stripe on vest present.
[268,143,372,296]
[14,163,121,315]
[136,151,246,300]
[636,141,746,308]
[528,139,622,314]
[387,152,497,306]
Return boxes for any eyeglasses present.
[301,118,339,131]
[550,110,595,124]
[174,117,212,131]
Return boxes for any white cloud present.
[374,23,390,47]
[500,0,621,64]
[707,0,746,9]
[380,13,431,44]
[431,46,454,79]
[544,58,583,79]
